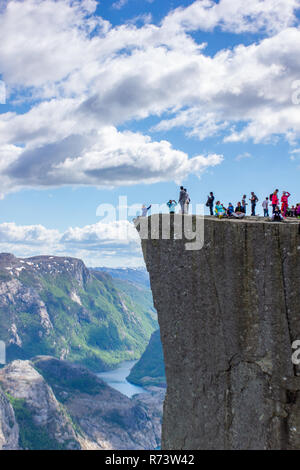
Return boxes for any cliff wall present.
[138,215,300,450]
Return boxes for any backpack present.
[270,194,273,202]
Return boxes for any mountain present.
[0,253,157,371]
[127,329,166,387]
[93,267,150,288]
[0,357,164,450]
[0,386,19,450]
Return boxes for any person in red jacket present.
[271,189,279,214]
[281,191,291,218]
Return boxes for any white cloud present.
[0,222,60,245]
[0,0,300,195]
[0,0,104,90]
[235,152,252,161]
[61,220,139,245]
[0,119,223,190]
[0,220,143,267]
[153,27,300,143]
[50,128,223,186]
[112,0,128,10]
[290,148,300,160]
[163,0,300,35]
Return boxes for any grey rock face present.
[138,215,300,450]
[32,356,162,450]
[0,360,81,449]
[0,356,163,450]
[132,387,165,444]
[0,387,19,450]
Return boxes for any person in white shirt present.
[184,188,191,214]
[262,197,269,217]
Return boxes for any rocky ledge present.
[137,215,300,450]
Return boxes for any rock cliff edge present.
[137,215,300,450]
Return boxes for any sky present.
[0,0,300,267]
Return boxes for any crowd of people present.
[208,189,300,221]
[140,187,300,221]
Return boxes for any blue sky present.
[0,0,300,266]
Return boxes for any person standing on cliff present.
[167,200,177,214]
[271,189,279,214]
[281,191,291,218]
[206,192,215,216]
[179,186,187,214]
[250,192,258,216]
[141,204,152,217]
[242,195,248,214]
[184,188,191,214]
[262,197,269,217]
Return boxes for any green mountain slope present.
[0,254,157,371]
[127,329,166,387]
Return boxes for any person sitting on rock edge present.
[233,202,246,219]
[271,205,283,222]
[227,203,234,217]
[215,201,226,218]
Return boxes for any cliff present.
[137,215,300,450]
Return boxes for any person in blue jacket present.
[167,200,177,214]
[227,203,234,216]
